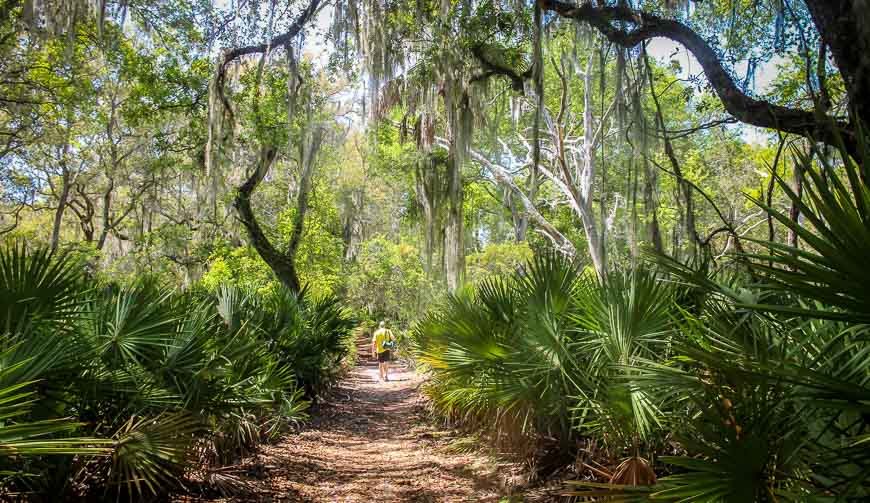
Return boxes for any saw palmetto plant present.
[416,124,870,500]
[0,243,354,499]
[412,253,680,477]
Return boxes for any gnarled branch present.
[540,0,854,151]
[469,44,531,93]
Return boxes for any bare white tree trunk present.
[450,139,578,258]
[542,49,607,278]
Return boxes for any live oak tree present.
[208,0,326,294]
[3,0,859,301]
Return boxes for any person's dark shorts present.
[377,350,391,363]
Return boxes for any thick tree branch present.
[469,45,530,92]
[436,136,577,258]
[541,0,854,150]
[215,0,323,124]
[219,0,323,71]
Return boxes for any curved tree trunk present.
[233,126,324,294]
[215,0,322,294]
[233,146,303,292]
[541,0,859,153]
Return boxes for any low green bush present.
[412,130,870,500]
[0,244,354,499]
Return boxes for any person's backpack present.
[382,331,397,350]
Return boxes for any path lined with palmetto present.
[191,344,519,502]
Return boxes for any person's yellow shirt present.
[372,328,394,353]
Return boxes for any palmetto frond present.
[87,284,179,368]
[0,245,349,497]
[744,123,870,322]
[623,257,870,499]
[0,362,110,458]
[569,266,676,447]
[110,412,202,496]
[414,253,679,454]
[0,243,84,331]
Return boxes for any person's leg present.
[383,351,390,381]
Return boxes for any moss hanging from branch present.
[204,0,324,293]
[331,0,403,123]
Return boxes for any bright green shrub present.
[465,241,533,284]
[201,245,279,296]
[413,253,678,463]
[345,237,430,326]
[0,243,354,499]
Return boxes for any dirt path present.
[202,353,511,502]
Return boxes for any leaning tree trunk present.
[233,146,303,292]
[213,0,323,293]
[234,124,324,294]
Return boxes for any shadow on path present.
[188,347,506,502]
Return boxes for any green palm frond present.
[744,123,870,322]
[0,243,84,331]
[0,245,375,496]
[216,284,246,332]
[0,377,110,457]
[88,284,178,368]
[568,267,676,444]
[627,266,870,500]
[110,412,202,497]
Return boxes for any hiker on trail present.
[371,321,396,382]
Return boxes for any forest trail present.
[199,341,512,502]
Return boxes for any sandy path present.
[198,353,508,502]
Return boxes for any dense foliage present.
[413,134,870,500]
[0,244,354,499]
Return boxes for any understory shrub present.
[415,250,869,499]
[412,130,870,500]
[413,254,678,476]
[0,244,354,499]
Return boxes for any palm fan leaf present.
[743,124,870,322]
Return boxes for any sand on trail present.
[196,349,511,502]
